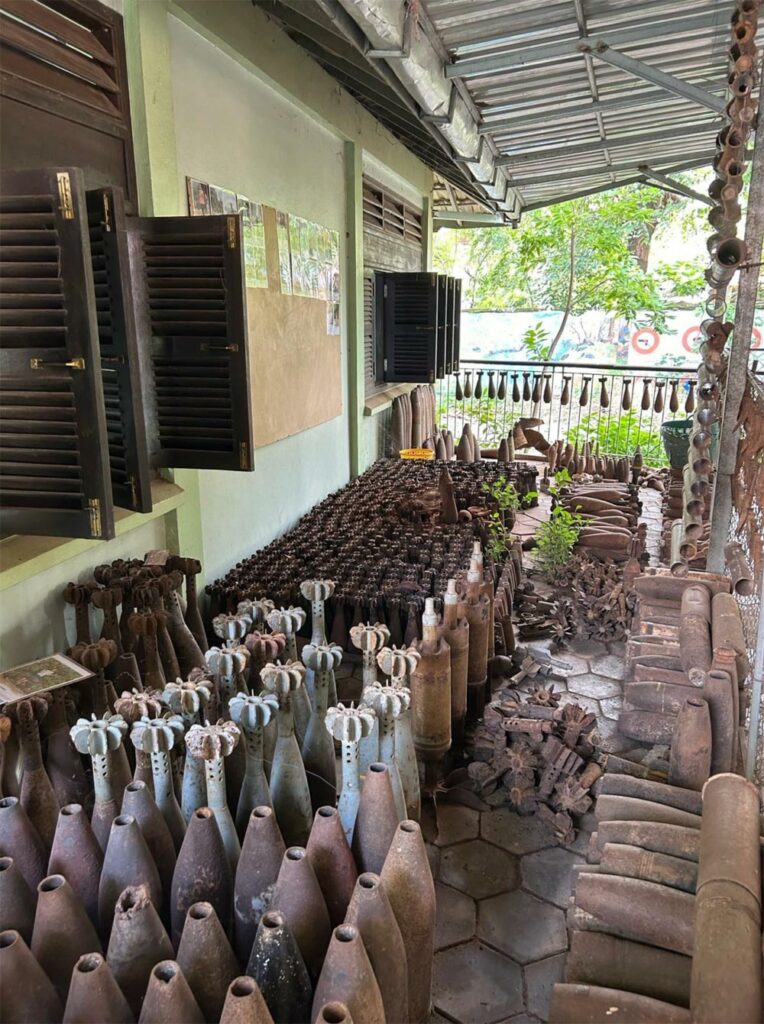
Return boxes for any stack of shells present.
[204,458,529,645]
[0,576,437,1024]
[677,0,761,569]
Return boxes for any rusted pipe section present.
[669,698,712,791]
[572,873,695,955]
[679,586,712,674]
[711,592,751,681]
[624,681,701,717]
[565,932,692,1009]
[634,574,731,603]
[464,558,489,723]
[439,580,469,748]
[670,521,689,575]
[702,669,736,774]
[410,598,451,765]
[549,984,691,1023]
[618,710,677,744]
[724,541,755,595]
[598,842,697,893]
[691,773,762,1023]
[595,794,701,830]
[593,774,702,816]
[587,821,700,864]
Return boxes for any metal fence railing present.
[436,359,698,466]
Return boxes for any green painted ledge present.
[0,479,186,593]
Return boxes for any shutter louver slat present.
[127,213,253,472]
[0,166,114,539]
[86,186,152,513]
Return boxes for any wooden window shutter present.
[452,277,462,372]
[127,214,254,472]
[86,186,151,512]
[0,166,114,539]
[436,274,447,380]
[381,272,438,384]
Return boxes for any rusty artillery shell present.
[574,873,694,955]
[669,698,711,791]
[464,564,489,723]
[588,821,700,864]
[634,574,728,602]
[618,710,677,744]
[440,582,469,747]
[549,983,691,1023]
[565,932,692,1009]
[724,542,754,596]
[411,599,452,762]
[627,645,682,670]
[600,754,664,781]
[599,842,697,893]
[692,774,762,1023]
[702,669,736,774]
[633,664,697,685]
[711,592,750,681]
[679,586,711,674]
[595,794,701,830]
[623,680,699,716]
[594,774,702,815]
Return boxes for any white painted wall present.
[168,16,350,581]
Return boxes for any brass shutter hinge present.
[239,442,249,469]
[88,498,102,538]
[30,357,86,371]
[57,172,74,219]
[227,216,238,250]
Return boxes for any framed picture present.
[186,177,210,216]
[0,653,93,706]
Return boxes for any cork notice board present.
[247,205,342,448]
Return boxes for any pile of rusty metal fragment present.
[617,570,749,781]
[558,480,647,566]
[550,767,762,1021]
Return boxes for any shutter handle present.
[200,343,239,352]
[30,358,86,370]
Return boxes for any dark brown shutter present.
[452,277,462,372]
[127,213,254,472]
[436,275,447,380]
[0,166,114,539]
[381,272,438,384]
[86,186,151,512]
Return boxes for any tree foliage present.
[434,178,709,330]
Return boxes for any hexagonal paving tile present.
[589,653,625,680]
[481,808,557,856]
[520,845,584,910]
[433,941,524,1024]
[439,839,519,900]
[566,673,623,700]
[435,883,476,950]
[599,696,624,720]
[559,653,591,676]
[478,890,567,964]
[525,953,566,1019]
[434,804,480,847]
[568,638,607,658]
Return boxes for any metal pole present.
[708,70,764,571]
[745,569,764,779]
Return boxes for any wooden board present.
[246,205,342,448]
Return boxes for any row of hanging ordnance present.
[204,458,531,643]
[678,0,761,564]
[549,770,762,1023]
[0,554,462,1023]
[615,569,750,787]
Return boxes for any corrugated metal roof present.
[425,0,730,211]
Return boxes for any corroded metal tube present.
[624,681,700,717]
[671,519,689,574]
[691,773,762,1023]
[711,592,750,681]
[464,559,489,723]
[440,580,469,748]
[588,821,700,864]
[679,586,712,673]
[410,599,451,763]
[669,697,711,791]
[549,983,691,1023]
[702,669,736,774]
[618,709,677,744]
[573,873,694,955]
[599,842,697,893]
[633,574,730,602]
[724,541,755,596]
[565,932,692,1009]
[595,794,701,830]
[594,774,702,816]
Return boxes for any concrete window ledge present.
[0,479,186,593]
[364,383,415,416]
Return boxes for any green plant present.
[482,476,520,561]
[534,505,586,575]
[521,322,551,361]
[565,410,667,467]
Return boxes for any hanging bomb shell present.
[410,599,452,762]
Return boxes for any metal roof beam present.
[434,211,507,225]
[587,43,727,115]
[506,154,713,187]
[496,120,721,164]
[444,8,723,79]
[522,175,649,210]
[638,165,715,206]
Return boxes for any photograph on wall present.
[0,653,93,706]
[220,188,238,214]
[240,197,268,289]
[276,210,293,294]
[208,184,227,215]
[187,177,210,216]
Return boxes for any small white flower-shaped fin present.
[300,579,335,602]
[114,690,166,723]
[186,719,241,760]
[376,645,421,682]
[162,679,213,716]
[260,661,306,697]
[326,702,376,743]
[229,691,279,730]
[70,714,127,756]
[206,646,249,677]
[237,598,275,630]
[362,682,411,717]
[267,606,306,637]
[245,632,286,662]
[130,714,185,754]
[349,622,390,653]
[301,642,343,672]
[212,613,250,643]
